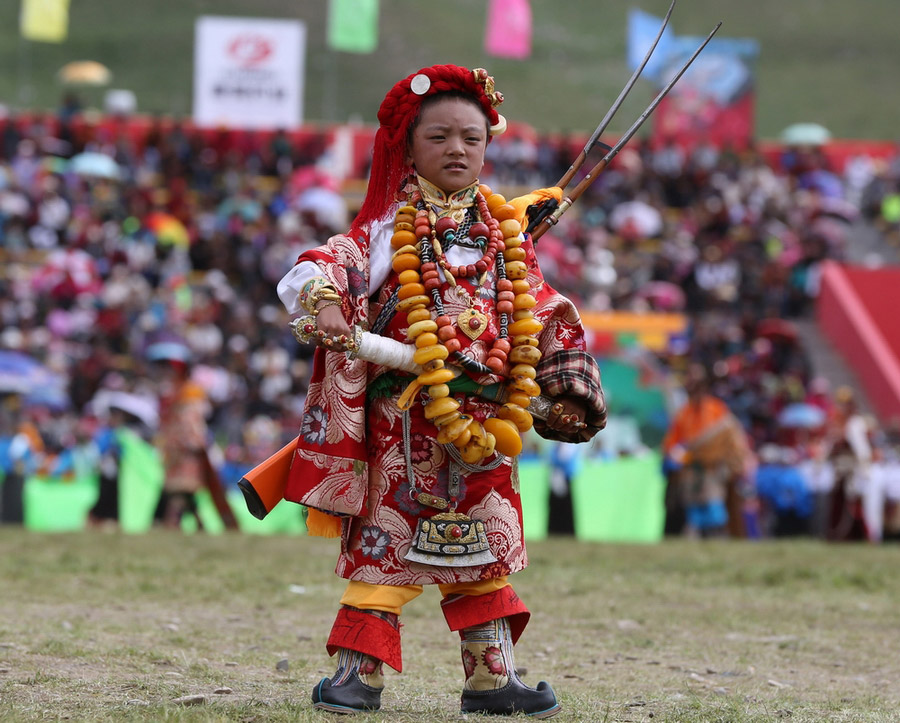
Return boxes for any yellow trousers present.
[340,577,510,616]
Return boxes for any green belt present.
[447,375,504,401]
[368,370,504,402]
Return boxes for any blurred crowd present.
[2,102,900,539]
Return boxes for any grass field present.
[1,0,899,140]
[1,529,899,722]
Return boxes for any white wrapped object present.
[290,316,417,374]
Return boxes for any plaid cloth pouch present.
[533,348,607,443]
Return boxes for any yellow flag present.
[20,0,70,43]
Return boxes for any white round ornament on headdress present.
[410,73,431,95]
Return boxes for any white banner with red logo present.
[193,16,306,130]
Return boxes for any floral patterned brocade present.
[336,394,527,585]
[284,218,596,585]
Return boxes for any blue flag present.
[626,8,675,82]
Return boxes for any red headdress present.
[352,64,506,232]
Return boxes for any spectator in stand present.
[662,363,752,538]
[825,387,872,541]
[149,342,214,530]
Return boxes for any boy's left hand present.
[545,397,588,435]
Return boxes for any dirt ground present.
[2,530,899,722]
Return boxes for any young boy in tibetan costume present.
[276,64,606,718]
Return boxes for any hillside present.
[1,0,898,140]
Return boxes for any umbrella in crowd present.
[0,351,68,408]
[296,186,348,232]
[609,200,664,239]
[777,402,827,429]
[90,389,159,430]
[799,169,844,199]
[146,339,192,364]
[69,152,122,181]
[217,196,262,224]
[780,122,831,147]
[57,60,112,86]
[145,212,190,248]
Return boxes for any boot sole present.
[530,702,562,719]
[313,700,376,714]
[462,706,561,719]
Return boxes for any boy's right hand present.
[313,304,354,352]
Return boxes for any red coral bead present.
[468,222,490,243]
[435,216,458,239]
[492,338,511,354]
[485,356,505,373]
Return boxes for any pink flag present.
[484,0,532,60]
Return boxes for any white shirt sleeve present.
[275,218,397,315]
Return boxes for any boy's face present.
[406,97,487,194]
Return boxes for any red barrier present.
[817,261,900,424]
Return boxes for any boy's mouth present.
[445,162,466,170]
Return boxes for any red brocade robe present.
[284,220,605,585]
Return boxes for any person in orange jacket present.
[663,363,751,537]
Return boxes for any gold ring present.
[552,402,564,414]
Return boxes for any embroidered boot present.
[312,647,384,714]
[311,606,402,714]
[459,618,561,719]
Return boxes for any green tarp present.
[571,452,665,543]
[23,475,97,531]
[18,441,664,542]
[117,428,164,533]
[518,459,550,541]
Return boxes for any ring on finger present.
[552,402,564,414]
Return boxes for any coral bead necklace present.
[391,183,544,464]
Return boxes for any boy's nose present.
[447,137,464,154]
